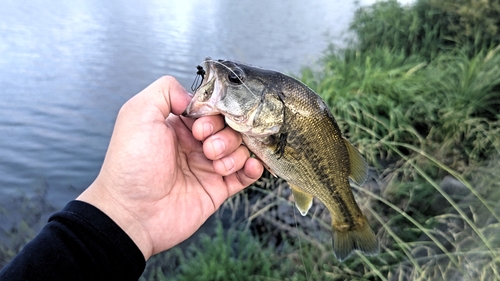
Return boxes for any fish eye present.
[228,68,245,84]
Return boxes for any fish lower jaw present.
[184,102,219,118]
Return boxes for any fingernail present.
[203,122,213,137]
[221,157,235,172]
[211,139,225,157]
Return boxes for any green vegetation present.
[2,0,499,280]
[295,0,500,279]
[140,221,287,281]
[0,186,53,268]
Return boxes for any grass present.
[0,185,54,268]
[294,1,500,278]
[141,221,287,281]
[2,0,500,280]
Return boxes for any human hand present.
[77,76,264,260]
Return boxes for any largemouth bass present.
[183,58,379,261]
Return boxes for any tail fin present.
[332,221,379,262]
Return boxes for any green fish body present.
[184,58,379,261]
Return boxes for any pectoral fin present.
[262,162,277,177]
[343,138,368,185]
[290,185,314,216]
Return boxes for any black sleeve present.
[0,200,146,281]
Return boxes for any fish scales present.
[248,77,360,229]
[183,58,379,261]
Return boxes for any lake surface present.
[0,0,376,228]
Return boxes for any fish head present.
[184,58,284,137]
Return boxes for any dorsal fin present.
[343,138,368,185]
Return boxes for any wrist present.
[76,181,153,260]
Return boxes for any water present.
[0,0,374,226]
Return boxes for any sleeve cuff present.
[50,200,146,279]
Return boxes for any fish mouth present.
[183,59,221,118]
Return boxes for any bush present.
[290,0,500,279]
[350,0,500,60]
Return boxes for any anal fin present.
[290,185,314,216]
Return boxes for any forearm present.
[0,201,145,281]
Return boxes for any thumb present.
[122,76,192,121]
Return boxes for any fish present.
[183,57,379,261]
